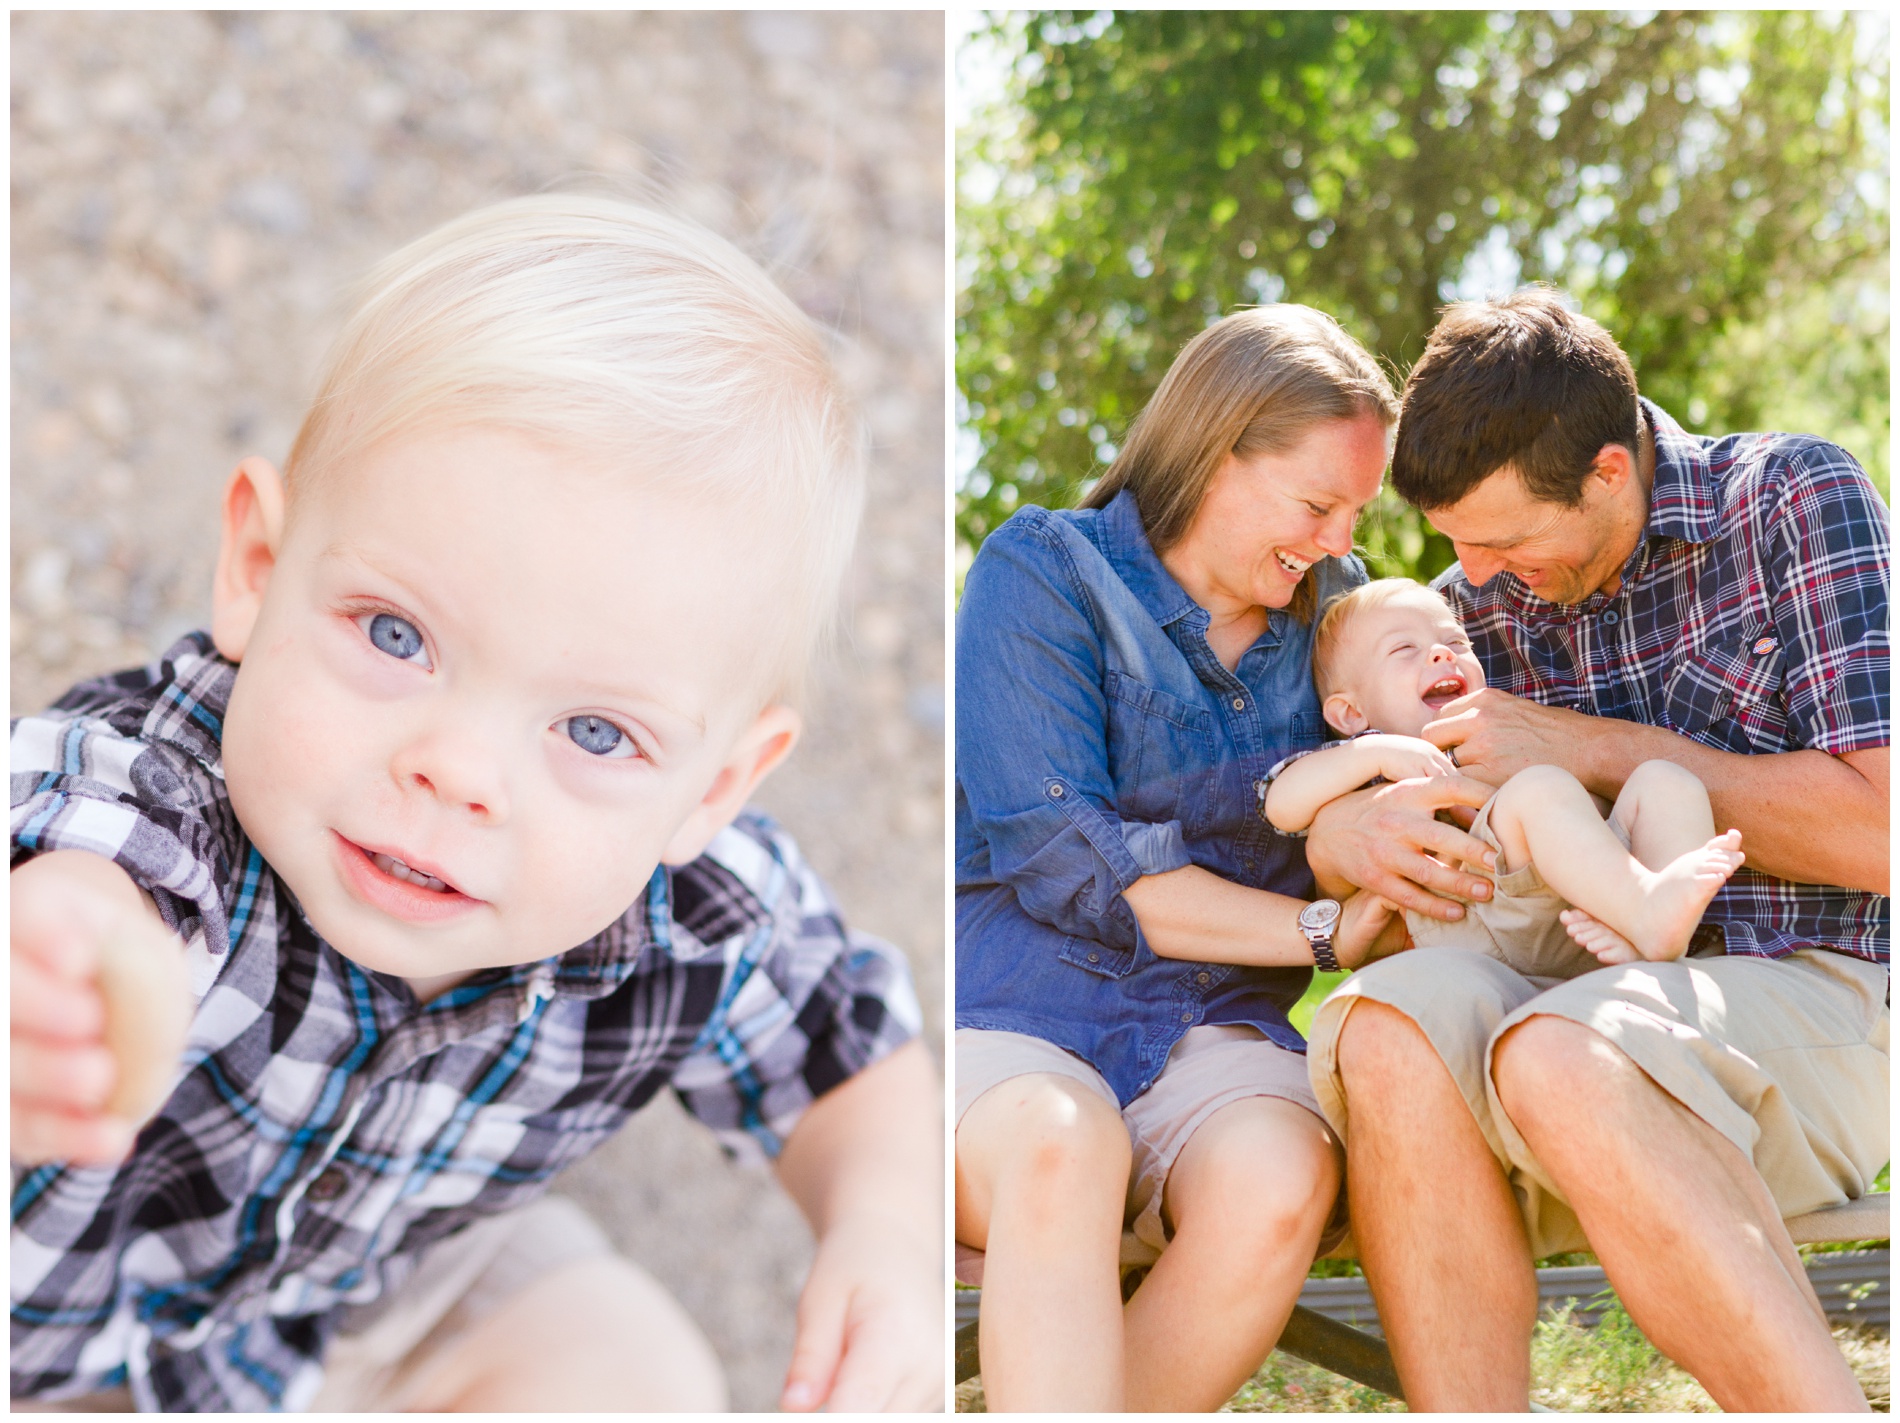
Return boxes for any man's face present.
[1324,594,1487,740]
[1422,462,1635,605]
[217,426,795,987]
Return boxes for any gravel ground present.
[11,12,944,1412]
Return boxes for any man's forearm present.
[1574,723,1888,892]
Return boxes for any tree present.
[958,10,1888,571]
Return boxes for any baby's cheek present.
[520,813,666,946]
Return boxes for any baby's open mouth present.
[369,851,454,894]
[1421,676,1466,710]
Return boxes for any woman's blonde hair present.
[1082,305,1398,620]
[284,193,863,700]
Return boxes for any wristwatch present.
[1299,899,1343,973]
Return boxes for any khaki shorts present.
[1403,792,1622,982]
[14,1194,614,1414]
[956,1024,1348,1264]
[1307,946,1890,1257]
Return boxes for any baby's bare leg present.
[1609,758,1719,869]
[1487,765,1741,963]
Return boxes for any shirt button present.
[1087,950,1100,963]
[1048,784,1064,799]
[1232,696,1246,711]
[1600,610,1620,626]
[306,1166,348,1202]
[1180,1011,1193,1023]
[1196,971,1211,985]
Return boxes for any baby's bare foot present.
[1628,830,1744,961]
[1560,908,1641,965]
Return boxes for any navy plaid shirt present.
[1434,400,1889,964]
[10,635,920,1411]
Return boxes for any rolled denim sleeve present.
[956,515,1192,952]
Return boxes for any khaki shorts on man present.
[1306,946,1889,1258]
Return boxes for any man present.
[1303,287,1888,1411]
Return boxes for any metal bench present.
[953,1193,1889,1403]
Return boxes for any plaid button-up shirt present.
[9,634,921,1411]
[1434,400,1889,964]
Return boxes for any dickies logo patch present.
[1751,636,1778,657]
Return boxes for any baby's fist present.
[10,851,191,1166]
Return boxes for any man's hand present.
[1422,688,1602,787]
[774,1038,942,1411]
[1305,776,1498,922]
[781,1208,940,1412]
[11,851,191,1167]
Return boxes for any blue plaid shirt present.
[1434,400,1889,964]
[10,635,920,1411]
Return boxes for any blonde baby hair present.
[283,192,864,702]
[1312,577,1459,700]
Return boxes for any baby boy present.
[10,197,938,1412]
[1264,579,1745,976]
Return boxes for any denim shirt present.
[955,489,1365,1105]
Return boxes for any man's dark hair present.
[1390,287,1641,510]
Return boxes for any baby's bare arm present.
[1264,734,1458,832]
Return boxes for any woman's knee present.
[963,1073,1131,1207]
[1167,1101,1339,1258]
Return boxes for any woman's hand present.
[1333,892,1408,971]
[1305,775,1498,922]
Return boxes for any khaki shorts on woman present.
[956,1024,1350,1270]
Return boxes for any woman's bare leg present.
[955,1073,1131,1411]
[1121,1096,1340,1411]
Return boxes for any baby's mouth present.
[369,851,455,895]
[1421,676,1466,710]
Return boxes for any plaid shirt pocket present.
[1663,628,1788,752]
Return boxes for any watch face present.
[1300,899,1340,932]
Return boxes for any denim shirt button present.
[1195,971,1210,984]
[1048,784,1064,799]
[1231,696,1246,711]
[1087,950,1100,963]
[1179,1011,1193,1023]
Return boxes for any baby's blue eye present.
[563,715,636,759]
[364,613,429,666]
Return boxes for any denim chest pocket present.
[1103,670,1216,837]
[1663,628,1788,752]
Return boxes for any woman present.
[955,306,1408,1411]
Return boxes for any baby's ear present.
[210,458,287,662]
[659,705,802,867]
[1323,691,1369,737]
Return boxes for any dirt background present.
[10,12,945,1411]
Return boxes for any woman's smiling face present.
[1166,412,1390,617]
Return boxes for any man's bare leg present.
[1335,999,1537,1410]
[1122,1096,1339,1410]
[1493,1015,1868,1412]
[955,1073,1130,1411]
